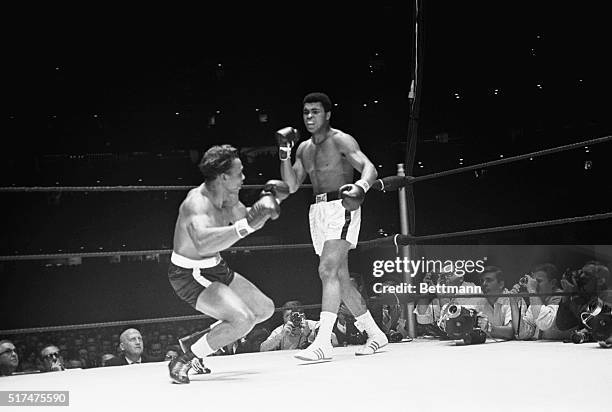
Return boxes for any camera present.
[580,298,612,342]
[562,268,596,292]
[562,268,579,284]
[519,273,531,287]
[290,311,305,328]
[388,330,404,343]
[439,304,487,345]
[570,328,593,344]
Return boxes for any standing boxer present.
[279,92,388,361]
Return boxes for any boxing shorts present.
[168,252,235,308]
[309,191,361,256]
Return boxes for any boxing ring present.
[1,134,611,412]
[3,1,612,408]
[1,340,609,411]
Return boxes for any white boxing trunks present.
[309,192,361,256]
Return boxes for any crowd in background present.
[2,257,610,378]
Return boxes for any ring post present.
[397,163,416,337]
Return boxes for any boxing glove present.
[275,127,300,161]
[234,193,281,238]
[261,179,290,202]
[339,180,369,211]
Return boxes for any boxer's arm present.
[185,212,242,256]
[281,142,307,193]
[336,133,378,186]
[236,203,267,227]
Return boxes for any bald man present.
[105,328,147,366]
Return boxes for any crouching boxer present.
[167,144,289,383]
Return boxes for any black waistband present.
[312,190,340,203]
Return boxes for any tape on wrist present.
[279,146,292,161]
[355,179,370,193]
[234,218,255,238]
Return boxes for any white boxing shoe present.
[294,342,333,361]
[355,332,388,356]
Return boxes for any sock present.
[313,311,337,346]
[190,333,216,358]
[355,311,380,336]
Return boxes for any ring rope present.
[361,211,612,250]
[1,212,609,261]
[1,291,586,335]
[0,136,608,193]
[0,303,325,335]
[0,184,313,193]
[0,243,313,261]
[408,135,611,184]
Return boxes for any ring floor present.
[2,338,609,412]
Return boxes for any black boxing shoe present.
[168,353,195,384]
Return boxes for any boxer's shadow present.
[297,359,333,365]
[191,370,260,382]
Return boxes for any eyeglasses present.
[43,352,61,361]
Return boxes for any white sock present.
[313,311,337,346]
[190,334,215,358]
[355,311,380,336]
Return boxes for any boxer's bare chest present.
[302,140,346,174]
[301,140,353,191]
[210,205,240,227]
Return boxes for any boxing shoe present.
[294,342,333,361]
[168,354,193,384]
[355,331,388,356]
[190,357,211,375]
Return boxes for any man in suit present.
[105,328,147,366]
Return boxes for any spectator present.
[77,348,90,369]
[0,340,19,376]
[148,342,164,362]
[235,327,270,354]
[556,261,611,332]
[514,263,569,340]
[164,345,181,362]
[105,328,147,366]
[86,345,99,368]
[40,345,65,372]
[374,279,411,342]
[476,266,514,340]
[19,351,38,373]
[101,339,112,355]
[414,269,482,336]
[333,304,367,346]
[100,354,117,367]
[260,301,322,351]
[58,344,69,362]
[65,359,83,369]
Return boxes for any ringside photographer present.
[260,301,333,351]
[476,266,514,340]
[512,263,569,340]
[556,261,611,346]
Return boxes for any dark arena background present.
[1,3,610,411]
